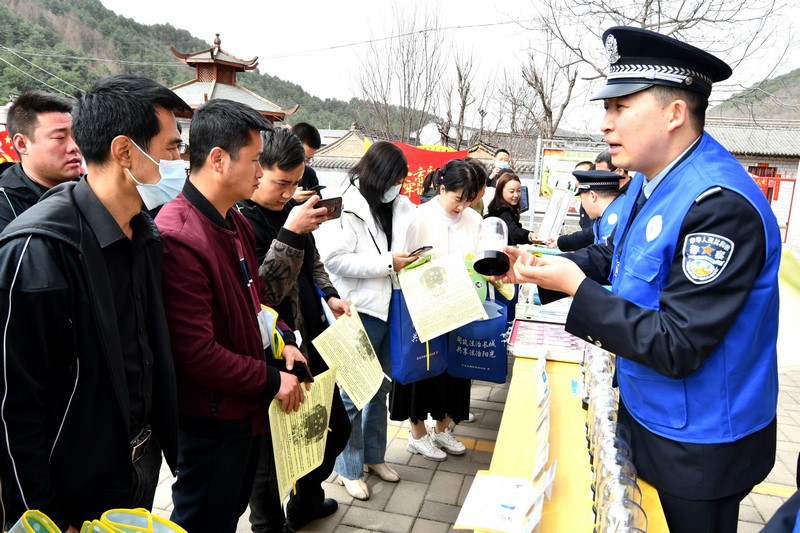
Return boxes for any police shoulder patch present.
[682,232,734,285]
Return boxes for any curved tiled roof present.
[171,82,284,114]
[706,120,800,157]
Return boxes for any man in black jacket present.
[0,75,190,531]
[0,91,82,232]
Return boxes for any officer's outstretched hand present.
[502,246,586,296]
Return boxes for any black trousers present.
[248,386,351,533]
[658,487,751,533]
[170,430,260,533]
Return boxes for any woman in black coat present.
[486,172,534,245]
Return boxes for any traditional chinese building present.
[170,34,298,124]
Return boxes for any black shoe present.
[285,498,338,532]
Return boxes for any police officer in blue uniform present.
[499,26,780,533]
[573,169,624,246]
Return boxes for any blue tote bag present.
[389,289,448,385]
[447,300,508,383]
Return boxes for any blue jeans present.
[334,313,392,480]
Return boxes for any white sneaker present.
[407,433,447,461]
[432,428,466,455]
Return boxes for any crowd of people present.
[0,24,793,533]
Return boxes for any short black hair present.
[575,160,595,171]
[439,160,479,202]
[594,150,617,171]
[290,122,321,150]
[494,148,509,158]
[189,99,272,171]
[649,85,708,132]
[464,157,488,190]
[8,91,73,140]
[72,75,191,165]
[259,128,305,171]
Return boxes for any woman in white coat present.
[316,141,417,500]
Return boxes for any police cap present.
[591,26,732,101]
[573,169,620,195]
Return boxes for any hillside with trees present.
[709,67,800,122]
[0,0,360,128]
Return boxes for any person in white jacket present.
[316,141,417,500]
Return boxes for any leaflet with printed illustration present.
[399,253,488,343]
[269,368,336,498]
[312,306,384,410]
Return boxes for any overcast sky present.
[99,0,800,133]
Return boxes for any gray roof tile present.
[706,120,800,157]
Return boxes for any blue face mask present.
[381,183,402,203]
[126,139,187,210]
[496,161,511,170]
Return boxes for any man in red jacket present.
[157,99,309,533]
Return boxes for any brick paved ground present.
[151,366,800,532]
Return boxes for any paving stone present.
[322,479,355,505]
[469,449,494,465]
[749,493,786,522]
[385,438,414,465]
[418,501,462,524]
[738,503,762,525]
[481,409,504,429]
[295,505,347,532]
[737,520,765,533]
[767,455,797,486]
[342,507,414,533]
[392,463,436,484]
[781,423,800,443]
[408,452,443,469]
[488,387,509,403]
[470,398,506,412]
[453,425,498,441]
[470,384,493,401]
[427,471,465,505]
[410,518,452,533]
[458,475,475,506]
[351,476,398,510]
[385,479,428,516]
[438,455,483,476]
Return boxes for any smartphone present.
[289,359,315,384]
[308,184,326,192]
[408,245,433,256]
[316,196,343,220]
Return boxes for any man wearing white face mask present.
[0,75,191,532]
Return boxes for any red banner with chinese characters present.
[0,125,20,163]
[392,142,468,204]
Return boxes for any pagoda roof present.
[170,34,257,71]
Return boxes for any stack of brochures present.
[507,319,587,363]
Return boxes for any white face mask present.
[381,183,402,203]
[126,139,187,210]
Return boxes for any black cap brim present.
[591,81,654,101]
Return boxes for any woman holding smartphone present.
[315,141,416,500]
[390,159,481,461]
